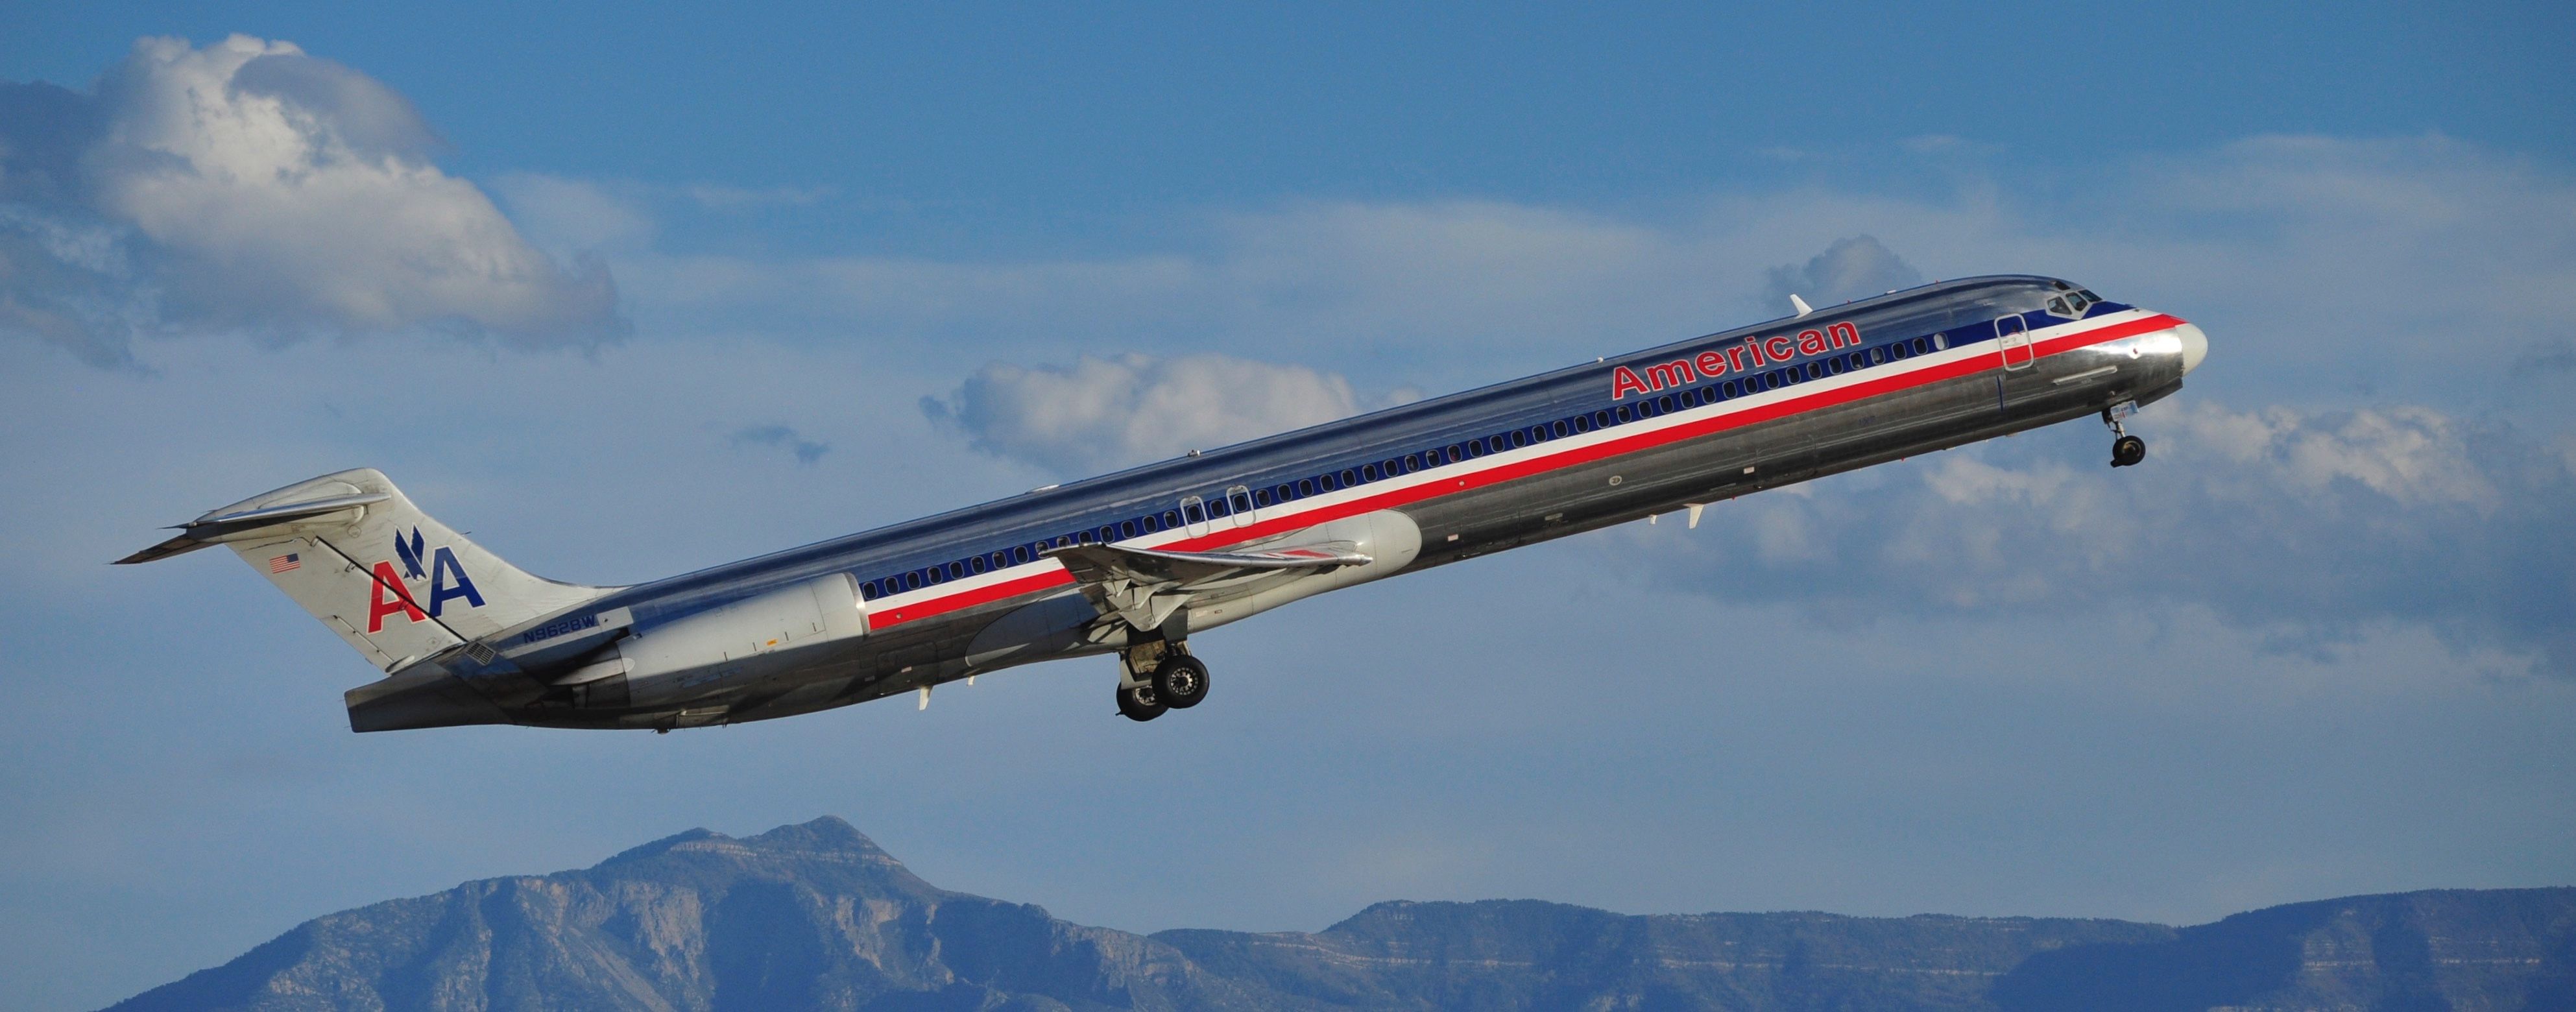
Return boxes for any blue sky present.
[5,5,2574,1009]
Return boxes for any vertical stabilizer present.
[119,468,616,673]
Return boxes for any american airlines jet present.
[123,276,2206,732]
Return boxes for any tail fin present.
[118,468,616,672]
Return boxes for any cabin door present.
[1997,315,2034,370]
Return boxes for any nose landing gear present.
[2112,434,2147,468]
[1114,638,1210,722]
[2103,405,2147,468]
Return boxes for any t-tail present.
[116,468,616,674]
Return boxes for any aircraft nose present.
[2176,322,2208,375]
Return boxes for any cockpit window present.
[2047,296,2075,317]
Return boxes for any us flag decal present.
[269,553,301,573]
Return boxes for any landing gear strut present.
[2104,405,2147,468]
[1114,638,1210,722]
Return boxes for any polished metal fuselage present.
[376,275,2196,730]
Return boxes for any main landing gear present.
[1115,639,1210,722]
[2103,405,2148,468]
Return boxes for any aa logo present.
[367,527,485,632]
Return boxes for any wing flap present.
[1047,540,1372,634]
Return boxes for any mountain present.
[104,817,2576,1011]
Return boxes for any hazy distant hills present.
[105,817,2576,1011]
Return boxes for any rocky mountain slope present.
[104,817,2576,1011]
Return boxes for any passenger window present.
[905,572,923,590]
[1142,514,1160,533]
[1659,394,1676,414]
[1184,501,1205,523]
[1318,473,1338,492]
[970,557,987,575]
[1447,444,1465,461]
[858,580,877,600]
[1013,546,1032,564]
[1552,420,1571,438]
[1615,405,1634,422]
[1360,463,1380,482]
[1508,431,1526,449]
[925,567,945,585]
[1826,359,1843,375]
[1934,333,1949,350]
[1573,415,1593,432]
[1341,468,1358,487]
[1404,453,1423,472]
[1297,479,1315,497]
[1096,524,1114,542]
[1162,509,1182,527]
[1591,410,1611,428]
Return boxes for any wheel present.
[1152,654,1210,709]
[1116,683,1166,721]
[2111,435,2147,468]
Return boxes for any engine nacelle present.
[585,573,867,709]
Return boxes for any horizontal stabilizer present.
[116,492,391,564]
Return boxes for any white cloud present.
[1627,399,2575,677]
[488,174,658,254]
[585,135,2576,437]
[1761,235,1924,309]
[923,352,1366,474]
[0,35,623,367]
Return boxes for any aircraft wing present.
[1048,541,1371,635]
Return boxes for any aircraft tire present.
[1118,684,1167,721]
[1153,655,1210,709]
[2111,435,2147,468]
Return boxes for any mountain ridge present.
[105,817,2576,1011]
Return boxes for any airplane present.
[120,275,2206,732]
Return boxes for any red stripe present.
[869,313,2183,629]
[868,570,1075,630]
